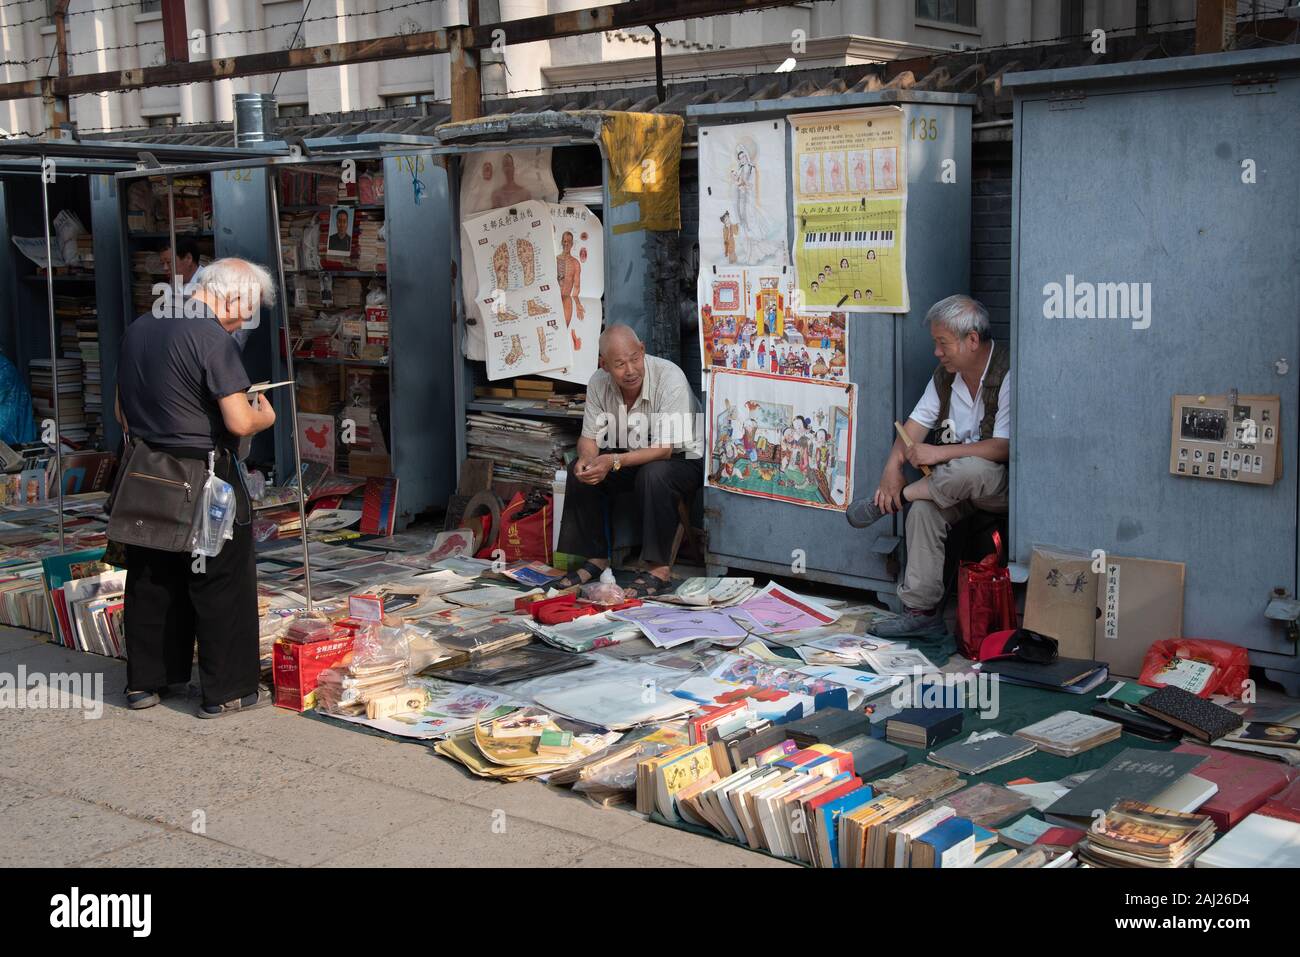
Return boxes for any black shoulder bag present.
[105,418,210,552]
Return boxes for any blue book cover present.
[916,817,976,868]
[816,785,874,869]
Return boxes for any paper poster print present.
[549,202,603,300]
[707,369,855,510]
[298,413,336,466]
[795,198,907,312]
[459,149,559,362]
[790,106,908,313]
[699,269,848,381]
[546,296,602,386]
[699,120,789,266]
[478,288,572,380]
[324,205,354,262]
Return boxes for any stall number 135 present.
[910,117,939,141]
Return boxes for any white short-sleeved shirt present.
[581,355,703,458]
[908,342,1012,444]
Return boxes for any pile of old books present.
[354,212,385,271]
[1079,800,1217,867]
[29,358,87,445]
[465,412,579,487]
[1015,711,1123,756]
[435,709,621,782]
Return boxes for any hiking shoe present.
[198,690,270,719]
[846,498,884,529]
[869,607,947,639]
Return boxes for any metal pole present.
[167,174,179,305]
[266,174,312,610]
[39,155,65,550]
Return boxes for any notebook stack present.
[886,707,963,748]
[1015,711,1123,756]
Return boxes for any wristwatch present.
[612,455,622,472]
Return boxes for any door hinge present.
[1048,91,1086,111]
[1232,72,1277,95]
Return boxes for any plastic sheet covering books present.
[789,106,908,313]
[526,611,643,654]
[706,369,856,510]
[516,659,693,730]
[459,148,558,361]
[609,605,758,649]
[464,202,573,380]
[699,268,848,382]
[655,577,756,608]
[698,118,789,266]
[324,677,522,740]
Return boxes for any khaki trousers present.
[896,455,1008,611]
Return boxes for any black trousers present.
[557,456,702,567]
[123,452,259,706]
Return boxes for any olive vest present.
[932,344,1010,444]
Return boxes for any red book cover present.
[1174,742,1296,830]
[360,476,398,536]
[1258,778,1300,824]
[688,701,749,744]
[1035,826,1086,848]
[804,777,865,814]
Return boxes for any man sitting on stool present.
[554,325,702,598]
[846,294,1011,638]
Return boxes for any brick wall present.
[971,140,1013,344]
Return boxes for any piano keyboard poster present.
[789,106,909,313]
[706,369,856,511]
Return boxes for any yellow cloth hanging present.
[599,112,683,234]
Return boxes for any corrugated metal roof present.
[68,23,1286,149]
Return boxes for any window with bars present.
[382,92,440,107]
[916,0,977,28]
[146,114,179,127]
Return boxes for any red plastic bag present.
[476,492,554,564]
[956,532,1015,659]
[1138,638,1251,699]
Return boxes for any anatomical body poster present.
[464,203,572,380]
[706,369,855,511]
[548,202,604,385]
[698,119,790,267]
[459,148,558,361]
[789,106,908,313]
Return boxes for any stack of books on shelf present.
[355,211,385,272]
[55,296,102,443]
[29,358,87,444]
[465,412,579,487]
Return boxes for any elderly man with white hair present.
[114,258,278,717]
[846,294,1011,638]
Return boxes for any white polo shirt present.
[908,342,1012,444]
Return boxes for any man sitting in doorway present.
[554,325,703,598]
[845,294,1010,638]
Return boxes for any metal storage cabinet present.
[687,90,975,594]
[1006,48,1300,693]
[433,112,682,475]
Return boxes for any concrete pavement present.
[0,626,793,868]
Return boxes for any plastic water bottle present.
[191,474,236,557]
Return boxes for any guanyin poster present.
[698,119,790,267]
[706,368,855,511]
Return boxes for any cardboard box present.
[273,635,354,712]
[1023,547,1099,661]
[1095,556,1185,680]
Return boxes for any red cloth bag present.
[476,492,554,564]
[956,532,1016,659]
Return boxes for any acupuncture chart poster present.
[463,203,572,380]
[547,202,604,385]
[789,106,909,313]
